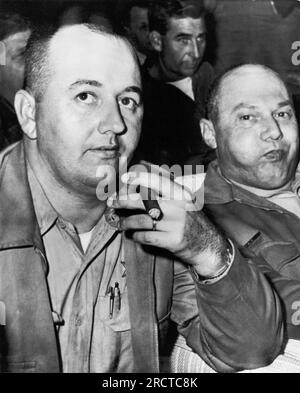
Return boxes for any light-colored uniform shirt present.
[27,164,133,373]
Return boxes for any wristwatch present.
[190,239,235,284]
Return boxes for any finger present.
[131,230,176,249]
[110,192,145,210]
[121,172,193,201]
[120,214,153,231]
[120,214,168,232]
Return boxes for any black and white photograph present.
[0,0,300,378]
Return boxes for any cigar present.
[140,186,163,221]
[138,161,164,221]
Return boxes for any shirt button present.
[59,221,66,230]
[75,316,82,326]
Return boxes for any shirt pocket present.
[97,286,131,332]
[258,241,300,281]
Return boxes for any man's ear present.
[200,118,217,149]
[149,31,162,52]
[14,89,37,140]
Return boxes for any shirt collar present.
[26,161,118,245]
[205,159,300,210]
[226,168,300,199]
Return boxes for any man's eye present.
[197,36,206,43]
[119,97,138,110]
[139,25,149,33]
[179,38,189,45]
[240,114,254,121]
[275,111,292,119]
[76,92,96,104]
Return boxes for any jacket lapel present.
[0,143,60,372]
[0,142,45,254]
[124,237,160,372]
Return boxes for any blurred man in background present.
[0,12,31,150]
[121,0,152,65]
[59,2,113,32]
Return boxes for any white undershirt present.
[230,171,300,218]
[168,77,195,101]
[79,227,95,253]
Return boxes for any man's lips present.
[263,149,286,161]
[184,62,199,69]
[183,59,201,69]
[88,145,120,158]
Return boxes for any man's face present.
[215,67,299,190]
[160,16,206,80]
[34,26,143,196]
[0,30,31,104]
[129,6,151,54]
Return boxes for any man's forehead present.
[167,16,205,34]
[131,6,148,20]
[219,66,289,109]
[50,25,128,56]
[48,25,139,84]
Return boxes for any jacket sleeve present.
[170,244,284,372]
[252,247,300,339]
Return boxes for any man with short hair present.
[121,0,152,64]
[0,12,31,150]
[137,0,215,169]
[0,24,283,373]
[198,64,300,371]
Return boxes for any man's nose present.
[260,116,283,141]
[97,101,126,135]
[191,39,200,59]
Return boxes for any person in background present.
[136,0,215,169]
[0,12,31,150]
[59,2,113,32]
[120,0,152,65]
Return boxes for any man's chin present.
[181,68,197,78]
[256,172,293,190]
[182,62,200,74]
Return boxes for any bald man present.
[200,64,300,370]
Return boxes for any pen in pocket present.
[109,282,121,318]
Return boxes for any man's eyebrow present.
[123,86,142,96]
[175,32,206,39]
[231,103,258,113]
[277,100,293,108]
[68,81,141,96]
[69,80,102,89]
[232,100,293,114]
[175,33,192,39]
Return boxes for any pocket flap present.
[259,242,300,278]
